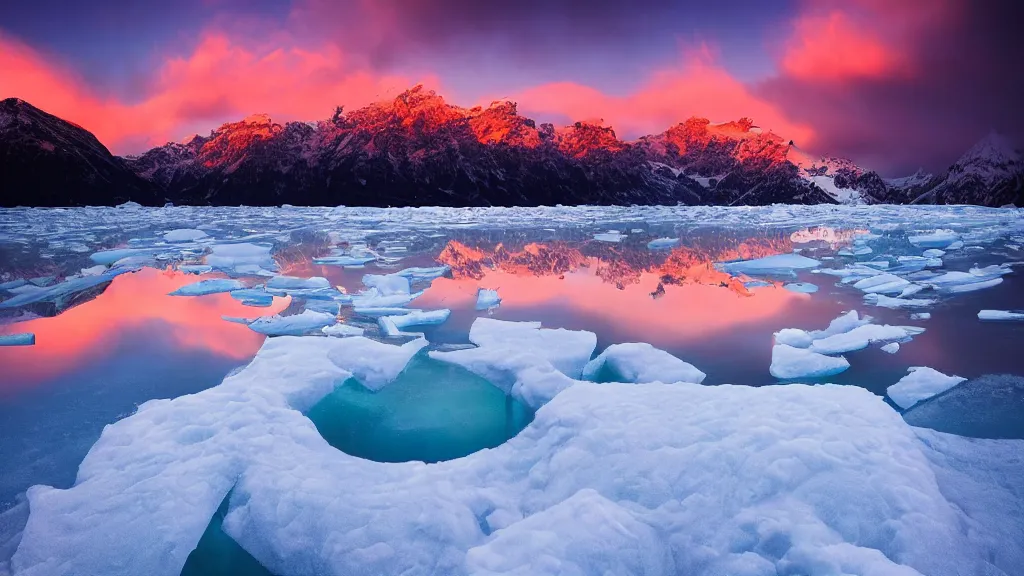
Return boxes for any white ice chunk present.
[863,293,936,309]
[783,282,818,294]
[393,266,449,282]
[354,307,423,317]
[89,248,160,265]
[178,264,213,275]
[163,229,208,242]
[927,271,1005,293]
[350,290,424,308]
[909,229,960,249]
[774,328,814,348]
[0,333,35,346]
[922,249,946,258]
[853,273,911,294]
[431,318,597,393]
[248,310,336,336]
[321,323,365,337]
[205,243,275,273]
[809,310,872,339]
[328,337,429,391]
[378,309,450,337]
[266,276,331,290]
[810,324,924,355]
[582,342,706,384]
[168,278,244,297]
[476,288,501,310]
[887,367,967,410]
[647,237,679,250]
[881,342,900,354]
[362,274,411,296]
[719,253,819,276]
[593,230,625,242]
[313,255,376,267]
[978,310,1024,321]
[770,344,850,379]
[911,313,931,321]
[79,265,107,277]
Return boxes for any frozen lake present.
[1,204,1023,575]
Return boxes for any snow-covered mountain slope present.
[909,132,1024,206]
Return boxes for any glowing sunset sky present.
[1,0,1021,175]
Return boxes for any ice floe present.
[646,237,679,250]
[361,274,411,296]
[863,293,936,309]
[769,344,850,379]
[321,323,365,338]
[228,287,275,307]
[168,279,244,297]
[266,276,331,291]
[593,230,625,242]
[911,312,932,321]
[582,342,706,384]
[475,288,501,311]
[809,324,924,355]
[881,342,901,354]
[887,367,967,410]
[783,282,818,294]
[247,310,337,337]
[909,229,960,249]
[852,273,911,294]
[0,333,35,346]
[163,229,208,243]
[378,309,451,337]
[978,309,1024,321]
[178,264,213,275]
[205,243,276,276]
[719,253,819,276]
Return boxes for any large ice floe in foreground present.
[9,318,1024,576]
[887,367,968,410]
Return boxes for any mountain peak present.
[947,130,1021,186]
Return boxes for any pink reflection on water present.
[414,261,809,347]
[0,268,289,391]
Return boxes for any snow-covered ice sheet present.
[582,342,706,384]
[12,331,1022,576]
[887,367,967,410]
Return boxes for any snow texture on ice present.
[582,343,706,384]
[13,333,1021,576]
[978,310,1024,321]
[887,367,967,410]
[769,344,850,379]
[248,310,336,337]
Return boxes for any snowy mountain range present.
[2,88,1022,207]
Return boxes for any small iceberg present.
[978,310,1024,321]
[863,294,935,309]
[593,230,625,243]
[770,344,850,379]
[476,288,501,310]
[783,282,818,294]
[229,288,275,307]
[362,274,411,296]
[322,323,365,338]
[0,332,35,346]
[910,312,931,321]
[922,249,946,258]
[266,276,331,291]
[178,264,213,275]
[79,265,107,277]
[206,243,276,275]
[394,266,450,282]
[720,254,819,276]
[880,342,900,354]
[169,279,244,297]
[887,366,966,410]
[163,229,208,242]
[248,310,337,336]
[809,324,924,355]
[313,255,376,267]
[647,238,679,250]
[852,274,911,294]
[908,229,960,249]
[378,309,451,337]
[583,342,706,384]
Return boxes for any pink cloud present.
[508,49,815,142]
[780,10,907,81]
[0,32,426,153]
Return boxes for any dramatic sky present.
[1,0,1021,175]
